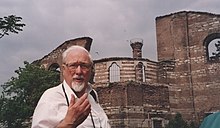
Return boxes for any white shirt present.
[31,81,111,128]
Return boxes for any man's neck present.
[72,88,86,98]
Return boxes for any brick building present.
[35,11,220,128]
[156,11,220,122]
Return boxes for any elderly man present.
[32,45,110,128]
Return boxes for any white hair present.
[62,45,93,64]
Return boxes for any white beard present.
[71,81,85,92]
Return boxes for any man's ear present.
[61,64,66,71]
[89,65,95,84]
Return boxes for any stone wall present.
[156,11,220,122]
[33,37,92,80]
[96,81,169,128]
[93,58,158,87]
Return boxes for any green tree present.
[165,113,199,128]
[0,15,25,39]
[0,61,60,128]
[212,40,220,59]
[188,121,198,128]
[165,113,188,128]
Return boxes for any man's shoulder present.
[40,84,63,100]
[46,83,62,92]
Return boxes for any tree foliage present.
[0,15,25,39]
[165,113,199,128]
[212,40,220,58]
[0,61,60,128]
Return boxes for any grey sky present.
[0,0,220,86]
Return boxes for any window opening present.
[135,62,145,82]
[209,39,220,61]
[152,119,162,128]
[109,62,120,82]
[204,33,220,62]
[49,63,60,72]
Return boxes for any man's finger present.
[80,98,90,110]
[69,94,76,106]
[74,93,88,106]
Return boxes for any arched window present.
[48,63,61,81]
[209,39,220,61]
[135,62,145,82]
[109,62,120,82]
[48,63,60,72]
[204,33,220,62]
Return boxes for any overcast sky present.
[0,0,220,86]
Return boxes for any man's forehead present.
[68,48,87,55]
[66,52,90,62]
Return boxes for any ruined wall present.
[156,11,220,121]
[35,37,92,69]
[34,37,92,80]
[96,82,169,128]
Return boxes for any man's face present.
[62,49,92,92]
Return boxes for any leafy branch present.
[0,15,25,39]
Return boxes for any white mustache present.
[72,75,84,79]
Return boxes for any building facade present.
[156,11,220,122]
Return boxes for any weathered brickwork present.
[156,11,220,122]
[33,37,92,80]
[94,57,158,87]
[35,11,220,127]
[96,82,169,128]
[34,37,92,69]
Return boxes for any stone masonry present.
[96,82,169,128]
[156,11,220,122]
[33,37,92,81]
[34,11,220,127]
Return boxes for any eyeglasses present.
[64,62,91,71]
